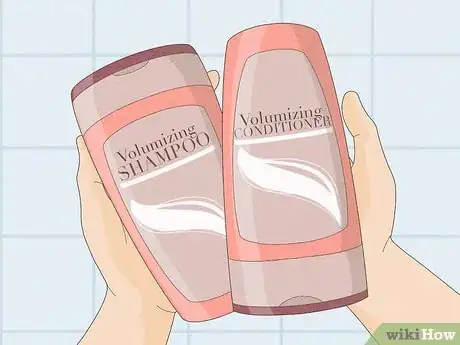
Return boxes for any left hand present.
[77,70,221,345]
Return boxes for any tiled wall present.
[1,0,459,344]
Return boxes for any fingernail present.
[76,136,84,151]
[346,90,359,100]
[354,92,361,103]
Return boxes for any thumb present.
[342,91,390,176]
[207,70,220,90]
[76,136,127,267]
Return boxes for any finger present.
[76,136,101,184]
[341,91,389,175]
[207,70,220,90]
[76,136,108,213]
[76,136,124,243]
[76,137,173,302]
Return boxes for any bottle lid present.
[71,44,211,133]
[224,24,323,70]
[71,44,197,101]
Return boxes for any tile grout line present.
[1,234,83,239]
[370,0,375,118]
[279,1,284,342]
[91,0,97,318]
[186,0,192,44]
[92,0,96,58]
[2,329,368,334]
[1,0,4,340]
[3,233,459,239]
[279,0,284,21]
[3,146,460,151]
[280,317,284,345]
[3,53,460,58]
[2,146,79,150]
[382,146,460,150]
[393,234,460,239]
[186,2,192,343]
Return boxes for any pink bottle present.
[222,24,368,315]
[71,45,232,321]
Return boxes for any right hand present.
[342,91,396,264]
[341,91,397,324]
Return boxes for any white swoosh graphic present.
[130,196,226,236]
[237,148,343,227]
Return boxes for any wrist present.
[347,238,399,331]
[108,291,175,330]
[81,292,175,345]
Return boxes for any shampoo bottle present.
[72,45,232,321]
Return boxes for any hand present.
[342,92,460,331]
[77,71,221,345]
[341,91,396,281]
[341,91,396,328]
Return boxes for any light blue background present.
[1,0,460,344]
